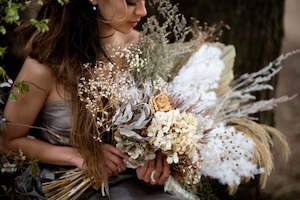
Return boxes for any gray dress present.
[15,101,179,200]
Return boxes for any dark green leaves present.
[57,0,69,6]
[30,18,49,32]
[0,26,6,35]
[0,47,6,59]
[3,0,21,25]
[14,81,28,94]
[9,81,29,102]
[0,66,7,79]
[9,93,16,102]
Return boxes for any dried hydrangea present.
[147,110,200,163]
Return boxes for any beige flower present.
[150,92,173,112]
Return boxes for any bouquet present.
[42,0,299,199]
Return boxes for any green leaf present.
[22,83,28,94]
[31,162,38,177]
[3,3,20,24]
[18,160,24,169]
[15,81,21,87]
[0,66,7,79]
[14,81,29,94]
[19,0,32,10]
[0,47,7,58]
[37,0,43,5]
[25,0,31,6]
[30,19,49,32]
[13,156,18,164]
[57,0,69,6]
[0,26,6,35]
[1,185,7,192]
[9,93,16,102]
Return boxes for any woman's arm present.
[1,57,84,168]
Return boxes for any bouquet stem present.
[164,176,200,200]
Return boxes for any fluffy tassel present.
[225,118,290,191]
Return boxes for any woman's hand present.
[136,153,170,185]
[102,144,129,176]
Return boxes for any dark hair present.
[18,0,108,185]
[20,0,105,80]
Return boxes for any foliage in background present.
[0,0,69,71]
[0,1,291,200]
[0,150,39,200]
[0,0,70,104]
[0,0,67,199]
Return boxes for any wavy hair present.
[17,0,129,186]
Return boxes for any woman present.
[2,0,178,199]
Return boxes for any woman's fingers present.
[136,167,142,180]
[106,167,113,176]
[109,152,127,171]
[103,151,122,175]
[136,156,171,185]
[104,144,129,160]
[136,162,149,180]
[144,160,155,184]
[157,158,170,185]
[105,159,119,175]
[103,145,170,185]
[103,144,128,174]
[135,167,141,179]
[154,154,163,182]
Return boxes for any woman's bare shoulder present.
[3,57,54,123]
[17,57,54,92]
[22,57,53,77]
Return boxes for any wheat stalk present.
[42,168,95,200]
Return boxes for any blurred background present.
[177,1,300,199]
[0,0,299,199]
[266,0,300,199]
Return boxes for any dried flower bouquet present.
[42,0,300,199]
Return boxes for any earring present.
[90,0,96,11]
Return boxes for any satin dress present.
[15,101,179,200]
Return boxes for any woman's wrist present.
[67,147,84,169]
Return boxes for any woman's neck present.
[98,22,136,48]
[98,22,118,46]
